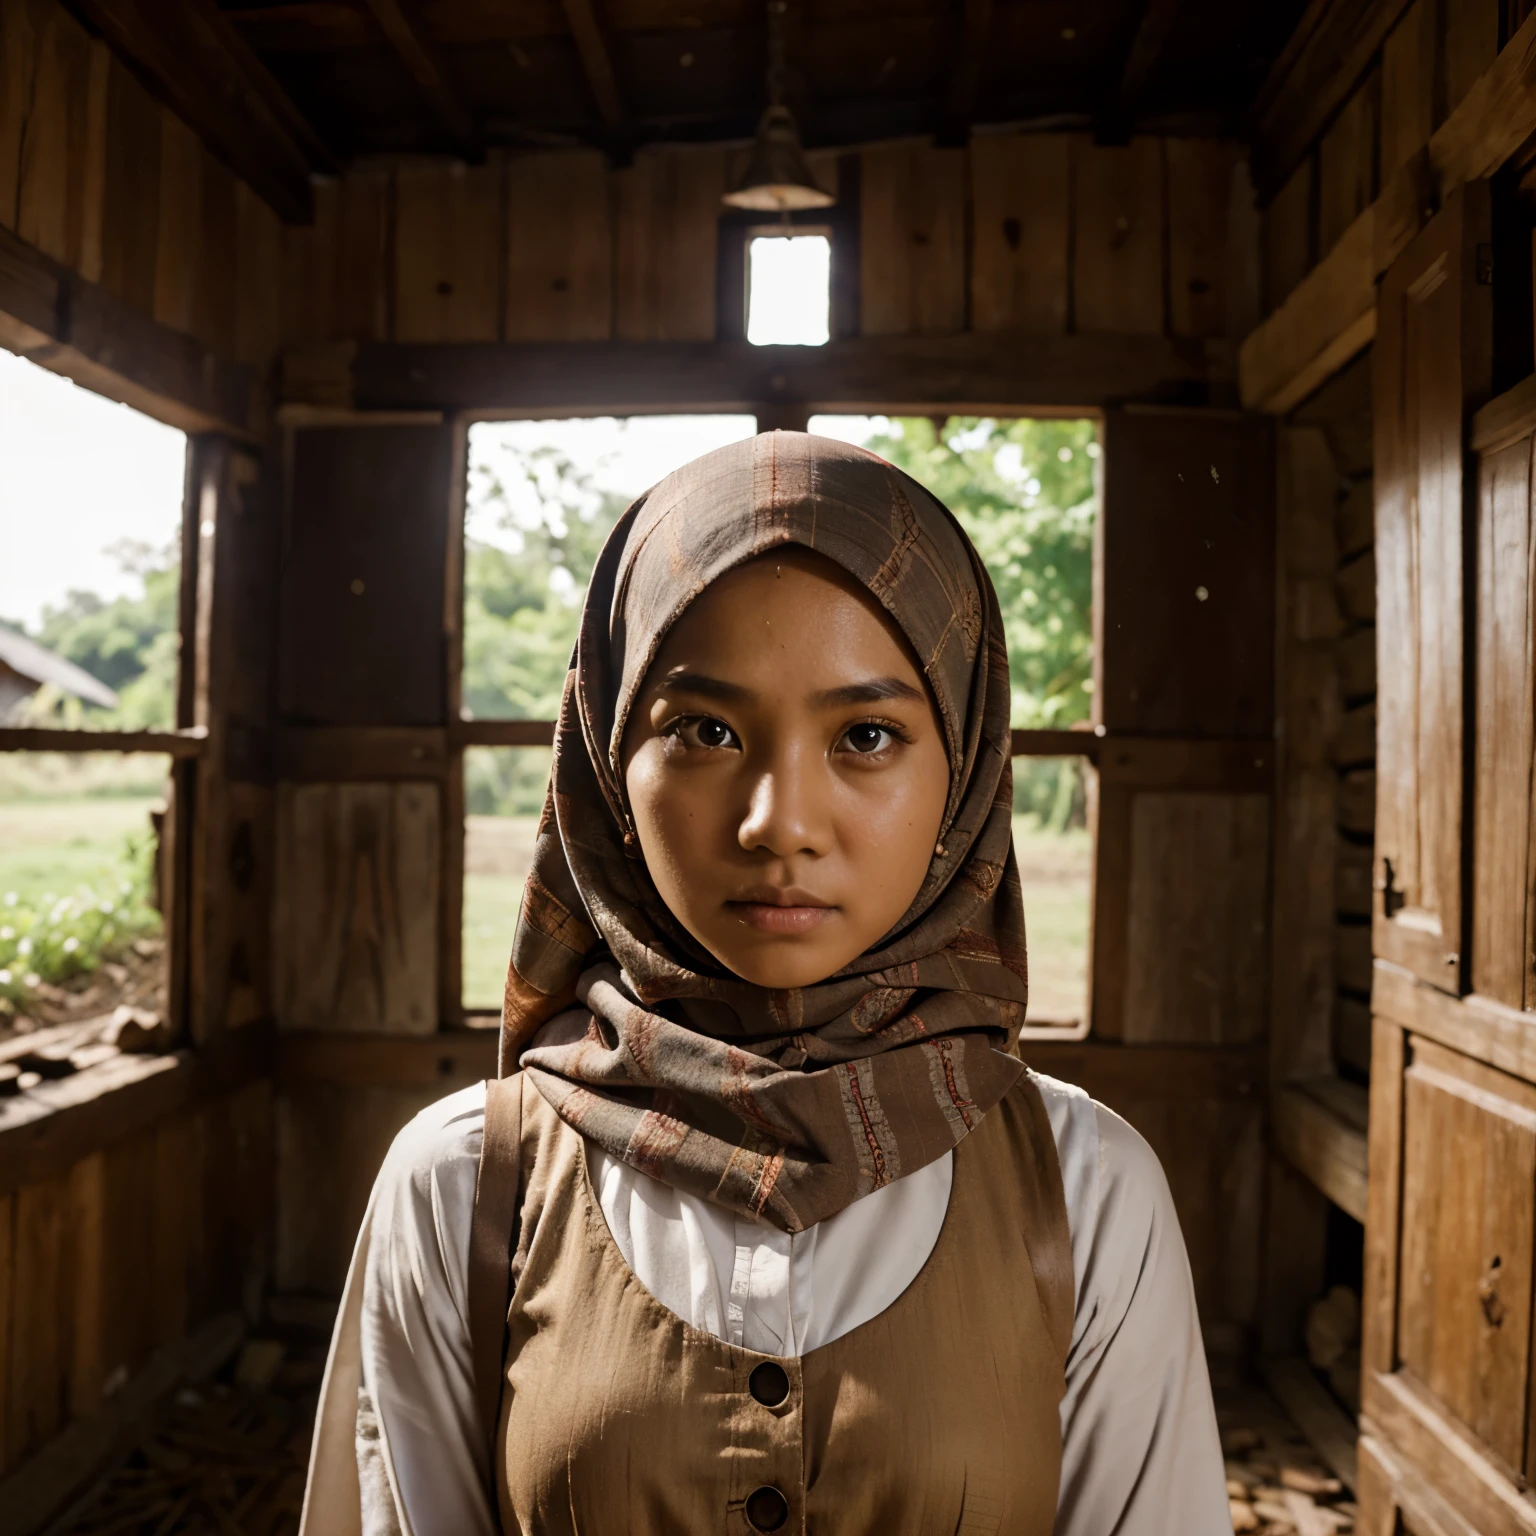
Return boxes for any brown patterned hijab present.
[501,431,1028,1233]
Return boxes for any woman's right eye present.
[673,716,739,751]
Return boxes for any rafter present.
[70,0,331,223]
[561,0,627,130]
[1114,0,1184,123]
[360,0,481,157]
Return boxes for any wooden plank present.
[279,726,448,780]
[7,1177,66,1462]
[1428,4,1536,191]
[151,1114,193,1347]
[1379,0,1435,180]
[0,726,205,755]
[1444,0,1501,122]
[1123,792,1271,1043]
[1274,1077,1370,1220]
[281,331,1218,416]
[99,53,162,317]
[69,0,321,222]
[1318,70,1379,259]
[99,1128,156,1393]
[1166,138,1236,341]
[192,155,238,359]
[235,179,285,372]
[560,0,625,129]
[1250,0,1416,200]
[1241,202,1376,414]
[1399,1036,1536,1473]
[1471,373,1536,457]
[1262,1355,1361,1491]
[614,149,725,342]
[153,109,203,336]
[279,424,453,727]
[75,40,108,285]
[859,141,965,338]
[0,1022,273,1196]
[505,150,613,342]
[1473,437,1535,1009]
[359,0,478,154]
[1373,183,1491,992]
[14,1,92,270]
[969,133,1071,334]
[1099,409,1277,737]
[275,782,441,1033]
[394,161,501,344]
[1362,1014,1405,1378]
[65,1152,105,1420]
[334,169,393,344]
[1072,137,1165,336]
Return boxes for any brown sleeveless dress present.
[475,1072,1074,1536]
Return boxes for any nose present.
[736,746,832,858]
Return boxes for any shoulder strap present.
[469,1072,526,1470]
[1011,1072,1075,1368]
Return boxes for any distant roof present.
[0,624,119,710]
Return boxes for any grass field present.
[462,815,1090,1024]
[0,796,162,909]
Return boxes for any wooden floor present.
[38,1329,1353,1535]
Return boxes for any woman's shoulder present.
[374,1081,488,1207]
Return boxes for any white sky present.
[0,350,187,630]
[1,244,846,625]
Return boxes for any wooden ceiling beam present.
[561,0,628,131]
[360,0,482,156]
[1111,0,1183,127]
[940,0,995,143]
[70,0,330,223]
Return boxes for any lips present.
[726,887,836,936]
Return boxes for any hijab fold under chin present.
[501,430,1030,1233]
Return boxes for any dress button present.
[745,1485,789,1532]
[748,1361,790,1407]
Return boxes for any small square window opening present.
[747,234,830,346]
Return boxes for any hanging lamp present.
[722,0,834,211]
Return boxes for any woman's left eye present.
[840,723,895,755]
[674,716,739,750]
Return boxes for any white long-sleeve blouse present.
[306,1070,1231,1536]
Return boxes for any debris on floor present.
[1219,1385,1355,1534]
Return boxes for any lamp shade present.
[722,105,835,211]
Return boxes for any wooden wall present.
[284,134,1252,350]
[0,0,285,388]
[0,1077,272,1481]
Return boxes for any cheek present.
[834,749,948,900]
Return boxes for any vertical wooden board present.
[153,109,203,336]
[1072,137,1165,336]
[1263,157,1313,317]
[1444,0,1500,123]
[99,1130,156,1391]
[332,169,393,343]
[1318,73,1379,260]
[505,150,613,342]
[7,1177,66,1462]
[0,1190,10,1474]
[152,1114,194,1347]
[1226,157,1262,344]
[99,52,161,314]
[395,162,501,343]
[75,38,109,284]
[1166,138,1235,340]
[236,180,285,371]
[280,425,453,727]
[615,150,725,341]
[1381,0,1436,179]
[15,1,90,266]
[1373,185,1491,992]
[969,134,1070,334]
[276,782,441,1033]
[66,1152,105,1420]
[0,0,41,231]
[1398,1041,1536,1473]
[193,155,238,359]
[1472,437,1534,1008]
[1099,408,1277,736]
[1123,792,1270,1043]
[284,176,339,345]
[858,142,966,337]
[276,1081,443,1294]
[229,1078,274,1314]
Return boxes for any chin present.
[710,939,849,991]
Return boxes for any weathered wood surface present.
[1274,1077,1369,1222]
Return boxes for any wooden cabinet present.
[1362,186,1536,1534]
[1372,182,1491,995]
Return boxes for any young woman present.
[302,432,1230,1535]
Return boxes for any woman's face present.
[621,548,950,989]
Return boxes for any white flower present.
[23,972,39,988]
[16,938,31,957]
[1057,446,1074,462]
[3,892,16,907]
[0,926,12,941]
[0,969,11,986]
[62,937,79,954]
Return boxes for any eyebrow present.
[656,670,924,709]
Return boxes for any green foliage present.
[0,830,159,1015]
[15,540,179,731]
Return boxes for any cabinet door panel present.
[1398,1037,1536,1475]
[1374,183,1492,992]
